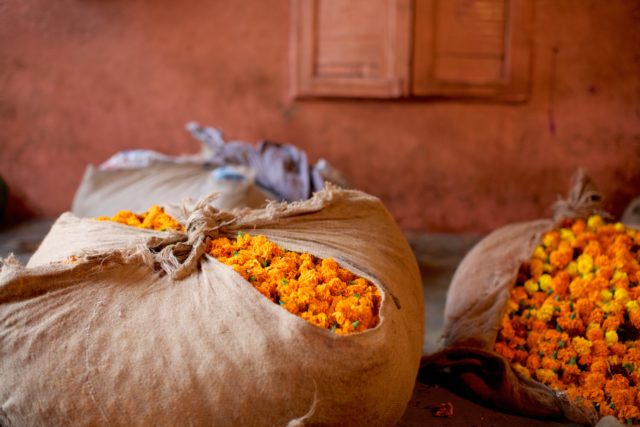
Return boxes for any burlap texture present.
[1,186,423,427]
[71,163,273,218]
[423,171,620,426]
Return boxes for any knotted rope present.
[144,195,237,280]
[552,169,608,223]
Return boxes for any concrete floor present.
[0,221,579,426]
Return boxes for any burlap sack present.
[423,171,617,426]
[0,186,423,427]
[71,163,274,218]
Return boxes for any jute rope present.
[552,169,609,223]
[144,195,236,280]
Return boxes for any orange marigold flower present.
[495,342,515,361]
[575,299,594,321]
[584,371,607,389]
[599,404,616,417]
[586,325,604,341]
[581,388,605,406]
[98,205,184,232]
[610,342,627,357]
[572,337,592,356]
[526,354,541,371]
[552,271,571,297]
[541,356,561,372]
[550,249,572,269]
[530,259,544,279]
[556,314,585,336]
[569,277,589,299]
[618,405,640,420]
[571,218,587,235]
[605,374,630,393]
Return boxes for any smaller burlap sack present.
[0,185,423,427]
[422,170,617,426]
[72,162,273,218]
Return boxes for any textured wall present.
[1,0,639,232]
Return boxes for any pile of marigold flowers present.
[495,214,640,423]
[98,208,381,335]
[208,232,381,335]
[97,205,184,232]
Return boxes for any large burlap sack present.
[0,186,423,427]
[422,171,619,426]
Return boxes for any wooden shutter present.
[290,0,532,100]
[412,0,532,101]
[290,0,412,98]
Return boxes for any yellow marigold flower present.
[601,289,613,302]
[560,228,576,244]
[536,303,555,322]
[535,368,558,386]
[605,330,619,346]
[614,288,630,304]
[577,254,594,275]
[614,222,626,232]
[587,214,604,230]
[532,245,546,260]
[626,300,640,313]
[565,261,578,277]
[524,279,539,295]
[538,274,553,292]
[542,231,560,249]
[613,270,628,282]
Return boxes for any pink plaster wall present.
[1,0,639,232]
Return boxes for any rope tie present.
[145,195,236,280]
[552,169,608,223]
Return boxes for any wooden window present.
[412,0,532,100]
[290,0,412,98]
[290,0,532,101]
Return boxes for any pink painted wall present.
[1,0,639,232]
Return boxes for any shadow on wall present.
[0,176,38,230]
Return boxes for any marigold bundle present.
[425,171,632,426]
[495,215,640,423]
[0,186,423,427]
[99,207,382,335]
[208,232,381,335]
